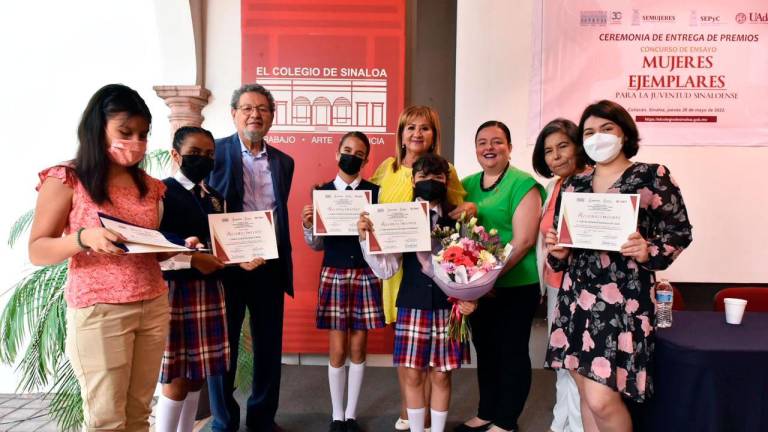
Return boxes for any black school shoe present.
[329,419,347,432]
[345,418,363,432]
[453,422,492,432]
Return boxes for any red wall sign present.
[241,0,406,353]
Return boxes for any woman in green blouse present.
[456,121,544,432]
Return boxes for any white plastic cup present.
[724,298,748,325]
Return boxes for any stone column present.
[153,85,212,137]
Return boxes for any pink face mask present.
[107,139,147,166]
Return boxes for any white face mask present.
[583,133,622,163]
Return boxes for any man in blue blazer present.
[207,83,294,432]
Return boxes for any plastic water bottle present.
[655,279,673,328]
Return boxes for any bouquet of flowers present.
[429,215,513,341]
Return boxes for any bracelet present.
[76,228,90,250]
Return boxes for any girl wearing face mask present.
[29,84,197,430]
[457,121,545,432]
[532,118,592,432]
[544,100,693,432]
[153,127,265,432]
[359,153,477,432]
[301,132,385,432]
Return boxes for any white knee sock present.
[406,407,426,432]
[328,362,347,421]
[176,390,201,432]
[429,409,447,432]
[155,395,184,432]
[345,361,365,420]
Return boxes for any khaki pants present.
[66,294,169,432]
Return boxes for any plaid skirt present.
[159,278,230,383]
[316,266,386,331]
[393,307,471,372]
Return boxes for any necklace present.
[480,163,509,192]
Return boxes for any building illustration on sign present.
[257,77,387,133]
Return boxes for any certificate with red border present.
[557,192,640,252]
[208,211,279,264]
[313,190,372,236]
[365,202,432,255]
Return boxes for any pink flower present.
[550,328,569,349]
[590,357,612,379]
[649,245,659,257]
[565,185,575,192]
[638,315,652,337]
[570,302,576,314]
[627,260,638,270]
[599,252,611,268]
[551,360,563,368]
[625,299,640,314]
[582,330,595,352]
[600,283,624,305]
[551,305,560,321]
[562,273,573,291]
[577,290,596,310]
[663,244,677,256]
[650,193,663,209]
[618,332,633,353]
[638,187,654,209]
[616,367,628,392]
[564,354,579,370]
[656,165,667,177]
[636,369,647,394]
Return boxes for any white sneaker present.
[395,417,409,430]
[425,428,431,432]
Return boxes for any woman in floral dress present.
[544,100,693,432]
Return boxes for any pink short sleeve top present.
[37,165,168,308]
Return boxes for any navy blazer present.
[208,133,295,296]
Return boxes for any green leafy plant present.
[0,149,172,430]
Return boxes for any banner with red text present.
[242,0,405,353]
[530,0,768,146]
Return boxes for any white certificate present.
[365,202,432,255]
[313,189,372,236]
[557,192,640,252]
[98,213,193,254]
[208,211,279,264]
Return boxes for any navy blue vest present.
[317,179,379,269]
[395,214,453,310]
[160,178,225,281]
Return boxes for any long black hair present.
[75,84,152,204]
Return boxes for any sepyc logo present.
[700,15,720,23]
[580,10,607,26]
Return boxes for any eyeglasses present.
[237,105,272,116]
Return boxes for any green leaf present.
[234,310,254,395]
[48,359,83,431]
[139,148,172,178]
[8,209,34,248]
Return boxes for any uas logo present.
[735,13,747,24]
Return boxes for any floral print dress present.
[544,163,693,402]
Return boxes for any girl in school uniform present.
[358,153,477,432]
[155,126,264,432]
[302,131,386,432]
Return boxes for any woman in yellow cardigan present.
[370,105,475,431]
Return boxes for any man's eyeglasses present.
[236,105,272,116]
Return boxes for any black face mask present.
[414,179,447,202]
[180,155,214,184]
[338,153,364,176]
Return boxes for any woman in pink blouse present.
[29,84,190,431]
